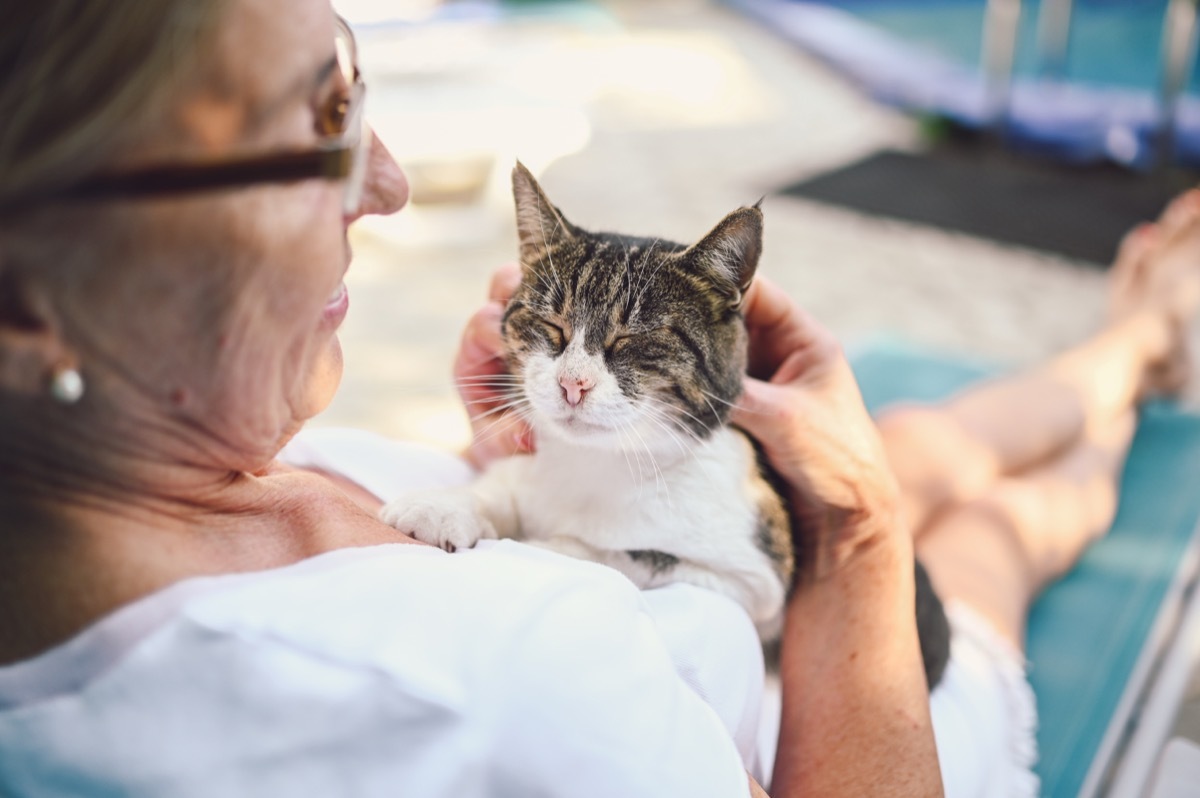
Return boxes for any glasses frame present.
[59,18,369,215]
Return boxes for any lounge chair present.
[851,340,1200,797]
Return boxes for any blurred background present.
[317,1,1200,788]
[321,0,1200,449]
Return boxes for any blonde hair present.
[0,2,228,213]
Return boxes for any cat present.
[381,162,949,684]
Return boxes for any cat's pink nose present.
[560,376,594,407]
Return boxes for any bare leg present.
[881,189,1200,648]
[915,409,1135,647]
[879,193,1200,537]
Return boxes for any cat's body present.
[383,162,948,683]
[399,414,792,639]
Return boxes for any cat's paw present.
[379,490,497,552]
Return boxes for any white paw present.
[379,490,496,552]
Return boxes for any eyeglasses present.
[60,17,371,215]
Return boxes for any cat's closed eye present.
[607,335,633,356]
[542,321,566,351]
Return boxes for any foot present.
[1107,190,1200,397]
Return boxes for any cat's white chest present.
[380,423,788,635]
[511,428,758,551]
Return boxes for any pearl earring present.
[49,366,85,405]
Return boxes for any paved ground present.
[327,0,1200,762]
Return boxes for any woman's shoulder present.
[0,541,752,796]
[180,540,650,664]
[0,542,634,703]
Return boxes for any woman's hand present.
[733,276,941,796]
[455,263,534,470]
[730,274,902,579]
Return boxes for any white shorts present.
[758,601,1039,797]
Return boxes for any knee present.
[876,405,945,468]
[931,488,1042,593]
[951,477,1113,592]
[877,404,999,500]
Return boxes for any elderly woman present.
[2,1,1199,796]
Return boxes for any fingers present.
[456,263,520,374]
[488,262,522,303]
[741,276,838,380]
[464,414,534,470]
[730,377,790,442]
[456,262,535,469]
[731,374,826,449]
[454,302,506,377]
[453,304,511,420]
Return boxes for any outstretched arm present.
[732,276,943,797]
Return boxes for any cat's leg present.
[516,537,676,585]
[880,193,1200,537]
[518,538,687,594]
[379,457,530,551]
[609,550,788,640]
[520,521,789,639]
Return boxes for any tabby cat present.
[381,163,949,684]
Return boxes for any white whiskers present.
[640,394,711,439]
[700,388,753,414]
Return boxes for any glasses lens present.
[334,17,368,215]
[341,83,369,215]
[320,19,358,137]
[335,18,357,87]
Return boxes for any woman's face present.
[65,0,407,472]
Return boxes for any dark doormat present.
[777,141,1197,266]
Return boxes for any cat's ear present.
[511,161,577,266]
[678,203,763,307]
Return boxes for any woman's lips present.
[323,281,349,327]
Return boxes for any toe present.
[1114,222,1157,268]
[1108,223,1158,322]
[1159,189,1200,233]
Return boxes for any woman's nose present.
[351,129,408,221]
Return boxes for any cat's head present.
[501,162,762,451]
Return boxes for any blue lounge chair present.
[852,340,1200,797]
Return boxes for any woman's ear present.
[0,267,75,397]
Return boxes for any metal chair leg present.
[1035,0,1074,80]
[1158,0,1200,166]
[982,0,1023,127]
